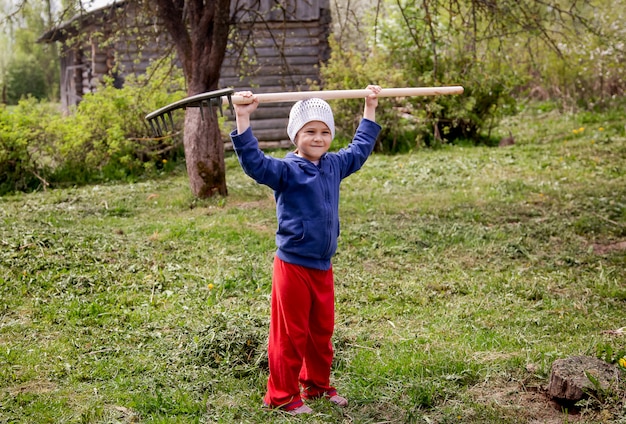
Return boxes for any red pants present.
[263,257,338,410]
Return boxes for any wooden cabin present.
[39,0,332,145]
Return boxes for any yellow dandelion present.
[162,159,168,164]
[208,283,214,290]
[579,127,584,132]
[619,357,626,368]
[598,127,604,131]
[591,140,595,144]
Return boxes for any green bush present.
[0,99,59,193]
[323,0,625,151]
[49,63,186,183]
[0,60,186,195]
[321,5,522,151]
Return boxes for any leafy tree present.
[325,0,623,149]
[152,0,232,198]
[1,0,59,103]
[5,54,47,103]
[3,0,233,196]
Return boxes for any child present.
[230,85,382,415]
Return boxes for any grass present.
[1,104,625,423]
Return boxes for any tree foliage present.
[5,55,47,103]
[1,0,59,103]
[325,0,625,150]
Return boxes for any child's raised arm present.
[233,91,259,134]
[363,85,381,122]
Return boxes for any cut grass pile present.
[1,105,625,423]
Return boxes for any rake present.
[145,86,464,136]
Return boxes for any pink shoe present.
[288,404,313,415]
[328,394,348,407]
[263,402,313,415]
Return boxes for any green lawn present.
[1,105,625,423]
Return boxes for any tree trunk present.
[155,0,231,198]
[184,108,228,197]
[547,355,620,403]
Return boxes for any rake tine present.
[154,118,163,136]
[207,98,214,117]
[209,99,215,122]
[159,114,169,133]
[208,100,214,119]
[213,97,224,117]
[149,119,161,137]
[167,112,174,130]
[225,94,234,115]
[200,101,206,121]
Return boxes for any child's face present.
[294,121,332,162]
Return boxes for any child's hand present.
[233,91,258,134]
[233,91,259,117]
[365,85,381,108]
[363,85,381,121]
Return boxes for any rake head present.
[145,88,235,137]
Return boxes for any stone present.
[547,355,620,402]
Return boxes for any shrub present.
[323,0,625,151]
[48,62,187,183]
[0,59,186,194]
[322,4,522,151]
[0,99,59,194]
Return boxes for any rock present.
[498,130,515,147]
[547,355,620,402]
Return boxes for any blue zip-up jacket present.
[230,118,382,270]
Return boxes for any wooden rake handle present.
[145,86,464,136]
[229,86,464,104]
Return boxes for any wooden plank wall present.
[220,18,330,143]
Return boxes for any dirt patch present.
[592,241,626,255]
[233,197,274,210]
[7,380,57,396]
[468,381,607,423]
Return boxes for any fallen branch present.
[31,170,50,191]
[593,212,624,228]
[128,130,182,142]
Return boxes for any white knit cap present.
[287,98,335,143]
